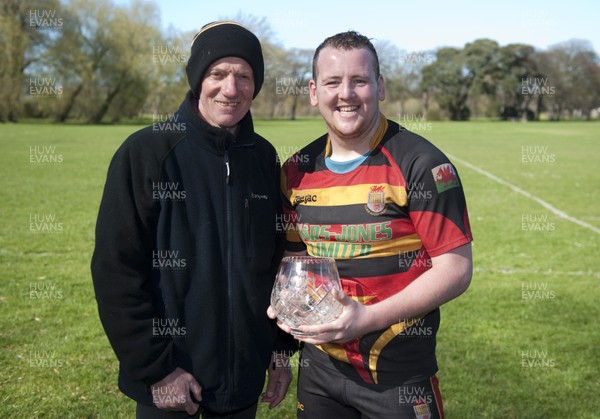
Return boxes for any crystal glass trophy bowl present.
[270,256,343,336]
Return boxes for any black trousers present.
[296,349,444,419]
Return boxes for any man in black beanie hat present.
[92,21,296,418]
[186,21,264,100]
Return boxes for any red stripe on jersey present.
[345,339,374,384]
[431,375,445,418]
[410,211,472,257]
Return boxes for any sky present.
[115,0,598,53]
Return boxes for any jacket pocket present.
[242,193,276,269]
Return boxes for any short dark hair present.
[312,31,380,80]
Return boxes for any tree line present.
[1,0,599,123]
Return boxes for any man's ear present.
[309,79,318,108]
[377,74,385,101]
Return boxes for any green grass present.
[1,120,599,418]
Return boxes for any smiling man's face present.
[197,57,255,134]
[309,46,384,144]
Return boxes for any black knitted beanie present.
[186,21,264,99]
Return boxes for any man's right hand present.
[151,367,202,415]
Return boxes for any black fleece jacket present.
[91,91,293,413]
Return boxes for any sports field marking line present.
[447,154,600,236]
[0,249,58,257]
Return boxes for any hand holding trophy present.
[270,256,343,336]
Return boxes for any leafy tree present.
[495,43,539,120]
[4,0,599,123]
[463,39,501,118]
[37,0,162,123]
[0,0,59,121]
[422,47,473,120]
[89,0,162,123]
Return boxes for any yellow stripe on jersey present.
[289,183,407,207]
[369,317,423,384]
[305,233,422,260]
[351,295,376,304]
[316,316,424,384]
[316,343,349,363]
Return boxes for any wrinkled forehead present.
[203,57,254,75]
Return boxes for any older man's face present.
[197,57,254,134]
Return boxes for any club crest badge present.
[365,185,386,215]
[413,401,431,419]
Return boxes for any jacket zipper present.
[224,152,230,185]
[224,150,234,408]
[222,144,252,408]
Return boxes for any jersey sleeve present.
[406,150,473,257]
[280,166,307,253]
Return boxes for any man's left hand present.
[291,289,372,344]
[260,352,292,409]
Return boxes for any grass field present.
[0,119,599,418]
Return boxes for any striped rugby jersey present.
[281,114,473,385]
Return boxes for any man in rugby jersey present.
[268,31,473,418]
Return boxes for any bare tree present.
[538,39,600,120]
